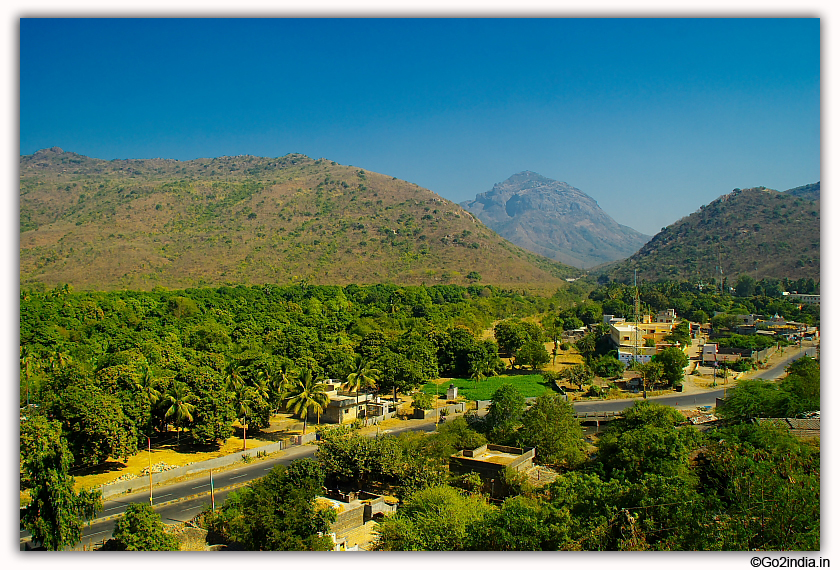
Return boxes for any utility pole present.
[634,270,644,398]
[148,436,153,505]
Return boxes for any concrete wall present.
[99,439,289,499]
[412,402,465,419]
[508,447,535,471]
[330,503,365,536]
[463,444,488,458]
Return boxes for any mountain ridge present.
[602,184,820,284]
[20,149,580,291]
[461,171,650,269]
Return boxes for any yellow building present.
[609,311,679,366]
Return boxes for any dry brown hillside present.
[20,148,579,291]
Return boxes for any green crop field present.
[421,374,554,401]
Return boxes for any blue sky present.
[20,18,819,235]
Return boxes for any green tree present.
[272,362,298,412]
[663,321,691,346]
[653,346,689,386]
[638,359,663,392]
[168,295,200,319]
[465,496,565,550]
[233,383,258,450]
[596,400,700,483]
[374,485,493,551]
[184,366,236,445]
[518,391,586,467]
[205,459,334,551]
[342,354,380,412]
[735,275,757,297]
[494,320,543,367]
[375,349,428,403]
[484,384,526,444]
[284,368,330,434]
[780,356,820,414]
[51,380,139,466]
[698,423,819,550]
[112,503,179,551]
[717,379,788,422]
[164,380,197,442]
[133,364,162,436]
[20,417,102,550]
[561,363,594,390]
[20,344,40,406]
[592,355,624,378]
[574,332,598,363]
[514,339,550,370]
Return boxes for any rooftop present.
[460,448,518,466]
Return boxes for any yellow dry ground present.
[69,433,277,493]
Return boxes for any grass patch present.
[421,374,553,401]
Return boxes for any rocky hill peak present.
[461,172,649,269]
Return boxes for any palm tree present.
[285,369,330,435]
[341,355,380,419]
[20,345,39,407]
[468,362,486,386]
[255,365,284,413]
[46,349,72,374]
[136,365,162,405]
[233,384,256,451]
[225,362,246,393]
[164,381,196,443]
[135,365,162,436]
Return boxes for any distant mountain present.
[20,148,579,291]
[603,185,820,284]
[460,172,651,269]
[785,181,820,202]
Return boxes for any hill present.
[460,171,650,269]
[20,148,579,291]
[784,181,820,202]
[602,185,820,284]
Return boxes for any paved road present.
[751,345,816,380]
[22,416,441,550]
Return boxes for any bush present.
[412,391,434,410]
[112,503,179,551]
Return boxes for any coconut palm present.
[46,349,72,374]
[267,362,297,413]
[225,362,246,393]
[468,362,486,386]
[284,369,330,435]
[341,355,380,417]
[233,383,256,450]
[20,345,40,407]
[136,365,162,406]
[164,381,196,443]
[135,365,162,436]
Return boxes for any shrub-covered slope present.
[20,148,578,290]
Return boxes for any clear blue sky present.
[20,18,819,235]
